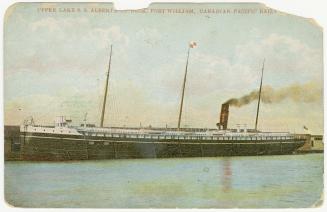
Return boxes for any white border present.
[1,0,326,212]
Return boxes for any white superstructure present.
[20,116,82,135]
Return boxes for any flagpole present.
[177,45,191,130]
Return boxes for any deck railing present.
[82,132,302,142]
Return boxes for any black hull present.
[11,132,306,161]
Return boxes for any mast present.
[177,47,190,130]
[177,42,196,130]
[100,45,113,128]
[255,59,265,131]
[84,112,88,128]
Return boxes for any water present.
[5,154,323,208]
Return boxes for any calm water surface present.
[5,154,323,208]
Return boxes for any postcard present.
[3,2,323,208]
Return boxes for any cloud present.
[4,8,323,133]
[6,16,130,77]
[4,80,179,128]
[85,26,130,48]
[154,50,258,103]
[134,28,162,46]
[31,17,89,32]
[31,17,61,32]
[235,33,322,81]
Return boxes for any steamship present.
[15,44,305,161]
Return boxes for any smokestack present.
[219,103,229,130]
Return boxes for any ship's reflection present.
[222,159,232,192]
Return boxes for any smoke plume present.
[225,81,322,107]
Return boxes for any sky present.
[4,2,323,134]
